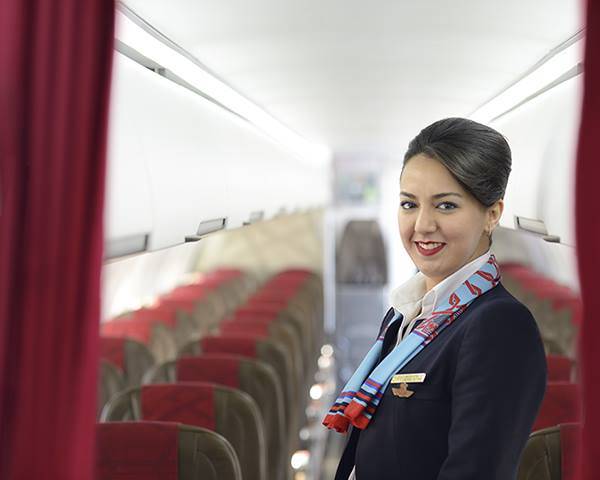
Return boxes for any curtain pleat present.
[0,1,115,478]
[576,2,600,479]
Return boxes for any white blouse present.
[346,250,491,480]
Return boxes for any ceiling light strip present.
[115,2,330,165]
[470,30,585,123]
[489,63,582,123]
[114,39,242,121]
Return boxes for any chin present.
[418,265,446,280]
[412,258,441,276]
[410,251,449,280]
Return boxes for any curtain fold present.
[0,1,115,478]
[576,1,600,479]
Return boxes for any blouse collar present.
[390,249,492,320]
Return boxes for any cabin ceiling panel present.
[122,0,582,152]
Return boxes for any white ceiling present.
[121,0,582,155]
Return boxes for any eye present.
[400,200,417,210]
[437,201,458,210]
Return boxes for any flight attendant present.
[324,117,547,480]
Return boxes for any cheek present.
[440,222,464,242]
[441,215,484,247]
[397,214,413,244]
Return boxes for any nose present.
[414,207,437,234]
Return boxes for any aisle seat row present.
[102,270,254,362]
[97,268,324,480]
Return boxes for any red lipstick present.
[415,241,446,257]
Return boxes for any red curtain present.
[576,1,600,479]
[0,2,114,479]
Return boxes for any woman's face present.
[398,154,502,289]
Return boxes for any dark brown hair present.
[403,117,511,207]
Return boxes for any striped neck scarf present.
[323,255,501,433]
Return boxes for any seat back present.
[102,317,177,363]
[96,421,242,480]
[517,423,580,480]
[143,355,287,480]
[233,306,312,371]
[240,299,315,362]
[165,285,225,325]
[143,383,266,480]
[97,360,126,418]
[547,355,574,382]
[100,386,142,422]
[101,384,267,480]
[198,335,298,434]
[518,425,561,480]
[99,336,155,386]
[533,382,580,432]
[129,308,184,360]
[180,355,286,480]
[148,302,202,348]
[220,318,305,390]
[177,424,242,480]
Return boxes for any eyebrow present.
[400,191,463,199]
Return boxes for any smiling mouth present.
[414,241,446,256]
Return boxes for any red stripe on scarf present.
[322,413,351,433]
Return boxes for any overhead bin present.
[105,54,154,258]
[104,52,329,255]
[491,74,582,246]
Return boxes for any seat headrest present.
[141,383,216,431]
[200,335,265,358]
[220,320,271,336]
[176,354,242,388]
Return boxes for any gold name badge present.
[391,373,426,384]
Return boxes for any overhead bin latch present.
[514,216,561,243]
[104,233,150,260]
[185,217,227,242]
[243,210,264,226]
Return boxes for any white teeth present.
[417,242,443,250]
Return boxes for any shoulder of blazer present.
[460,282,539,337]
[452,282,547,391]
[467,282,531,313]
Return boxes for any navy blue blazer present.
[334,282,547,480]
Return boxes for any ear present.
[486,199,504,232]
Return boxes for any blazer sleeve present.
[436,299,547,480]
